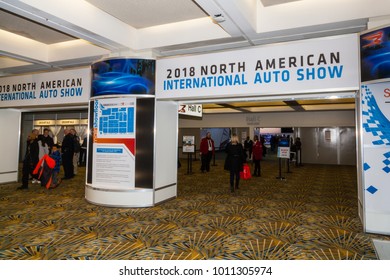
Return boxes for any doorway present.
[20,110,88,161]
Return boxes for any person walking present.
[61,128,74,180]
[224,134,246,193]
[252,135,263,177]
[79,136,87,166]
[70,128,80,175]
[199,132,215,173]
[17,129,40,190]
[244,136,253,161]
[295,137,302,166]
[49,144,62,188]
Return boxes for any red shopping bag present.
[240,163,252,180]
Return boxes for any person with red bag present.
[252,135,263,177]
[224,134,246,193]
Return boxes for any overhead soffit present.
[261,0,302,7]
[201,98,356,113]
[84,0,208,29]
[0,9,75,44]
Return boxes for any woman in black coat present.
[224,134,246,193]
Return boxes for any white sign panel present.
[361,83,390,145]
[156,34,359,100]
[178,104,202,117]
[92,97,136,190]
[277,147,291,159]
[0,68,90,108]
[182,135,195,153]
[361,82,390,217]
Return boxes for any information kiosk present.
[85,58,178,207]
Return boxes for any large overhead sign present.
[0,68,90,108]
[156,34,359,100]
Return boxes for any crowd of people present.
[17,127,85,190]
[200,132,302,194]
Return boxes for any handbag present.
[240,163,251,180]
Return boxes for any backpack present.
[33,154,56,189]
[73,136,81,153]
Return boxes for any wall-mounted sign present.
[325,130,331,141]
[246,115,261,126]
[33,119,88,126]
[57,119,81,126]
[178,104,202,117]
[0,68,90,108]
[34,120,56,126]
[156,34,359,100]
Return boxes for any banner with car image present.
[91,58,155,97]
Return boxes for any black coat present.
[26,138,39,165]
[61,133,74,155]
[38,134,54,149]
[224,142,246,172]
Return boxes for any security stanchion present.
[276,157,285,180]
[187,153,193,175]
[296,149,303,167]
[212,152,217,166]
[299,148,303,166]
[287,158,292,173]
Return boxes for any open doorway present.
[178,96,357,167]
[20,110,88,162]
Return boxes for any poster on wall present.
[92,97,136,189]
[360,25,390,83]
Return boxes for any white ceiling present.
[1,0,389,78]
[0,0,389,113]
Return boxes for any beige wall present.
[179,110,355,128]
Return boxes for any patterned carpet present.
[0,156,386,260]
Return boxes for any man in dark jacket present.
[61,128,74,179]
[17,129,40,190]
[38,128,54,153]
[199,132,215,173]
